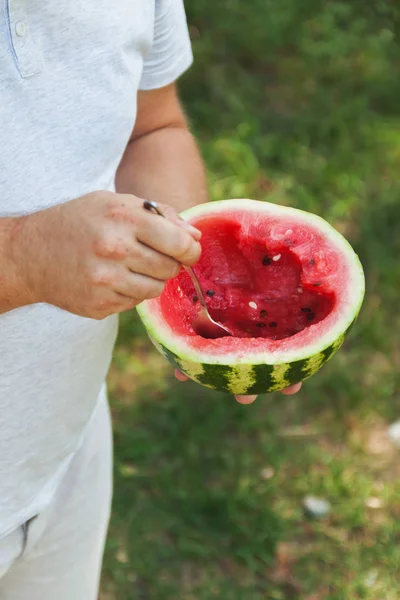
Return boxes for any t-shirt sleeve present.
[139,0,193,90]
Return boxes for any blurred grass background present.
[101,2,400,598]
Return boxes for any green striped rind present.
[147,321,352,395]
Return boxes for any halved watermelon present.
[137,199,365,395]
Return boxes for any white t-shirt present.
[0,0,193,538]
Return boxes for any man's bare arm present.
[115,83,208,212]
[0,84,203,318]
[0,218,33,313]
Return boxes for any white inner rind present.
[137,199,365,365]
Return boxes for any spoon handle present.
[142,200,208,308]
[182,264,208,308]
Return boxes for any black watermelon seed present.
[256,322,266,328]
[309,258,316,266]
[193,295,198,303]
[301,307,311,313]
[262,256,272,266]
[206,290,215,296]
[313,282,322,287]
[260,309,268,318]
[269,321,277,328]
[307,312,315,321]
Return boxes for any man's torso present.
[0,0,155,536]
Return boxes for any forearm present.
[115,126,209,212]
[0,217,32,314]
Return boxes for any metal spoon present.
[143,200,232,339]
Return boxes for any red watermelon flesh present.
[161,213,342,345]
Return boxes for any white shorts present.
[0,390,113,599]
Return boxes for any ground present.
[101,2,400,598]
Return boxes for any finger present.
[90,291,139,319]
[174,369,189,382]
[281,382,302,395]
[113,293,141,313]
[136,210,201,266]
[234,395,258,404]
[112,269,166,301]
[126,242,181,280]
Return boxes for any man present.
[0,1,301,597]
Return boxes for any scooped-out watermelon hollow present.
[137,199,365,395]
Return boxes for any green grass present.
[101,2,400,598]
